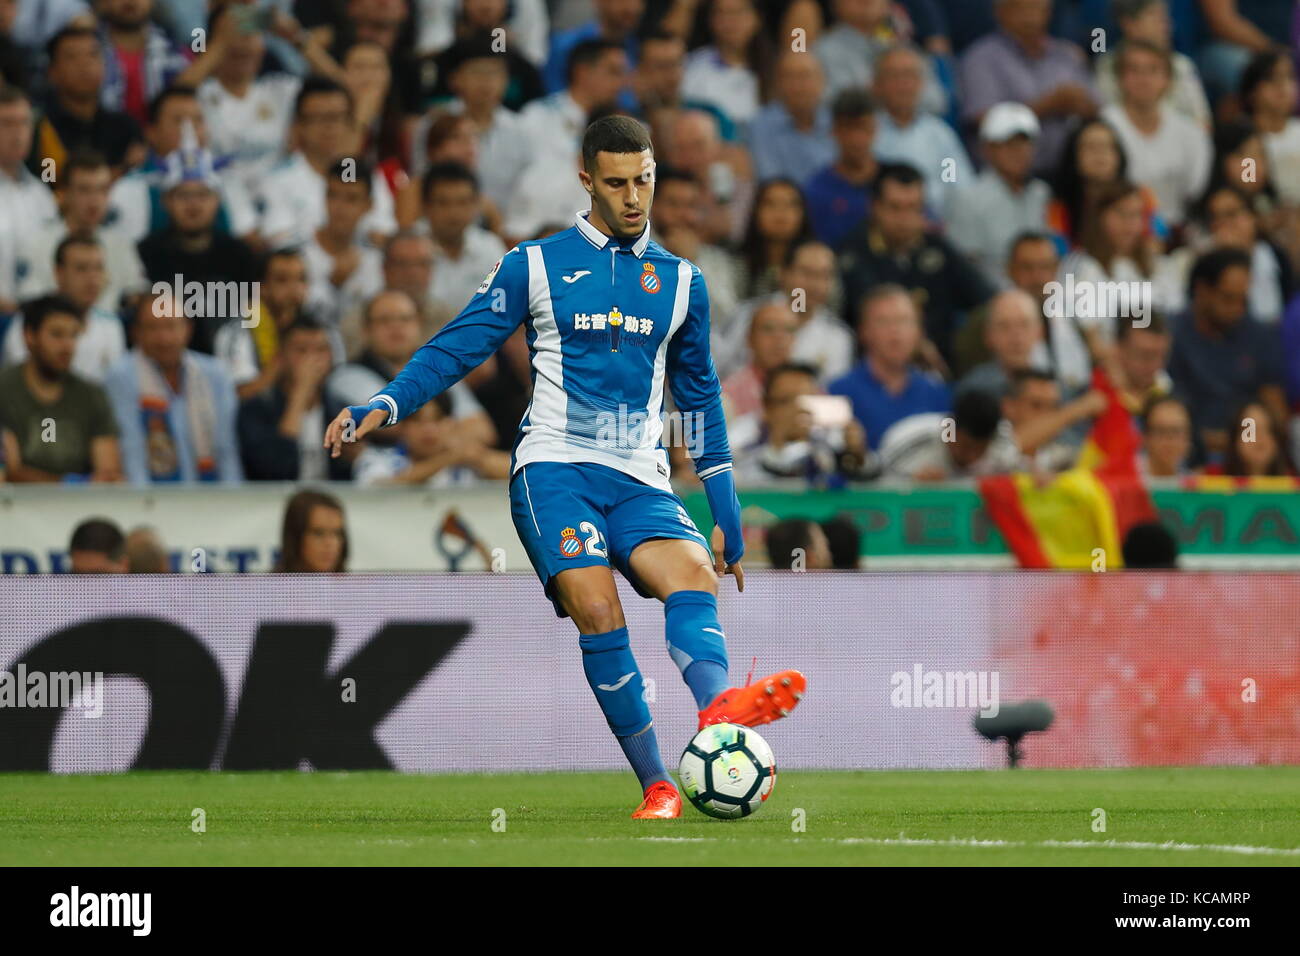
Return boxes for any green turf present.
[2,767,1298,866]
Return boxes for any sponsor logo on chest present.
[572,306,655,351]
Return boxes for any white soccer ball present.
[678,722,776,819]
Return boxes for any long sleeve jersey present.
[371,211,733,491]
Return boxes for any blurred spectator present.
[1169,246,1287,461]
[1056,179,1184,347]
[215,248,338,400]
[1240,49,1300,207]
[416,0,549,67]
[0,87,60,313]
[659,107,754,244]
[353,392,509,486]
[0,0,30,91]
[424,161,505,312]
[875,387,1003,478]
[68,516,128,572]
[1215,399,1295,476]
[1206,119,1283,229]
[995,367,1104,472]
[338,230,455,355]
[136,141,258,355]
[275,488,347,572]
[633,28,733,140]
[1114,309,1175,414]
[840,162,995,370]
[722,299,799,437]
[959,0,1098,176]
[737,177,810,300]
[256,76,398,250]
[327,289,495,448]
[945,102,1050,283]
[650,165,741,330]
[107,86,257,246]
[681,0,769,132]
[956,289,1045,400]
[804,87,879,250]
[427,13,545,113]
[1006,231,1091,392]
[544,0,642,103]
[749,51,833,186]
[31,25,143,173]
[196,2,302,198]
[829,284,950,449]
[1121,520,1178,568]
[1101,39,1212,229]
[3,233,124,381]
[871,43,969,216]
[103,290,242,484]
[431,35,531,211]
[819,513,862,569]
[1191,184,1291,322]
[816,0,948,114]
[16,149,146,314]
[93,0,200,128]
[1196,0,1290,107]
[1139,393,1193,477]
[1046,117,1164,246]
[732,362,870,486]
[237,316,348,481]
[0,294,122,482]
[303,158,384,330]
[765,517,832,570]
[342,39,408,174]
[124,523,169,572]
[1095,0,1211,130]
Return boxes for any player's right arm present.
[325,248,529,456]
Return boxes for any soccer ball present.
[678,723,776,819]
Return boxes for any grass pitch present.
[2,767,1298,866]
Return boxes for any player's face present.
[581,148,654,239]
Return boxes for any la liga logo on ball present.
[559,527,583,558]
[679,723,776,819]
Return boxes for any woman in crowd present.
[681,0,772,133]
[1186,185,1292,323]
[1211,402,1295,478]
[1047,118,1165,248]
[1239,50,1300,208]
[275,489,349,572]
[737,178,811,300]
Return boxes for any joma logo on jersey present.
[572,307,654,352]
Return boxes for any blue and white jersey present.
[371,211,733,492]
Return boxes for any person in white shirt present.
[1240,49,1300,208]
[422,161,506,313]
[416,0,550,66]
[3,235,125,382]
[815,0,948,115]
[680,0,765,131]
[257,76,397,250]
[0,87,60,313]
[945,103,1051,285]
[303,158,384,331]
[1094,0,1211,129]
[196,9,301,197]
[870,44,970,218]
[17,150,146,314]
[353,391,507,487]
[1101,39,1211,228]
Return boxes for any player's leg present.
[508,463,678,818]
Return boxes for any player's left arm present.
[666,263,744,588]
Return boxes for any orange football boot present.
[698,669,806,730]
[631,780,681,819]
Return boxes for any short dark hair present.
[1113,0,1163,21]
[766,519,820,570]
[281,314,329,342]
[953,388,1001,441]
[22,294,83,334]
[421,160,479,201]
[831,87,877,122]
[1140,393,1188,430]
[295,76,353,119]
[1008,230,1058,259]
[59,149,110,185]
[147,85,197,126]
[47,25,98,62]
[259,247,304,281]
[1006,368,1058,399]
[762,362,819,404]
[1122,521,1179,569]
[820,515,861,570]
[1188,247,1251,297]
[69,518,126,561]
[872,162,923,199]
[566,38,624,87]
[1116,309,1169,340]
[1239,49,1287,111]
[327,156,375,187]
[581,115,652,172]
[54,232,102,267]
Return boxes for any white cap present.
[980,102,1040,143]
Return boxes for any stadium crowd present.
[1,0,1299,493]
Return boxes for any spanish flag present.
[979,368,1156,568]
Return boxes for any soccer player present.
[324,116,806,819]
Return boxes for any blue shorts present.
[509,461,711,618]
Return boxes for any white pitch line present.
[831,836,1300,857]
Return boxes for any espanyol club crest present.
[560,527,583,558]
[640,261,660,293]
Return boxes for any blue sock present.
[664,590,731,709]
[579,627,669,788]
